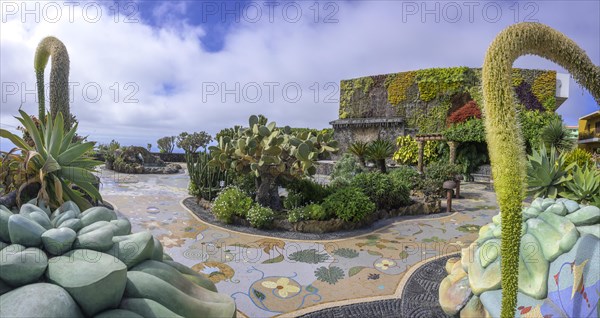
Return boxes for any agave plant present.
[366,139,395,173]
[539,117,575,153]
[0,110,102,209]
[526,144,574,198]
[559,165,600,206]
[348,140,369,167]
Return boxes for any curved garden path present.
[99,167,499,317]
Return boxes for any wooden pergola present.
[415,134,459,173]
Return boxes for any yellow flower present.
[375,259,396,270]
[261,277,300,298]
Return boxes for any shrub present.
[282,178,332,206]
[212,187,253,223]
[287,203,329,223]
[283,192,304,210]
[564,148,594,168]
[421,161,462,195]
[330,153,367,187]
[393,135,439,166]
[443,119,486,143]
[351,172,411,210]
[526,145,573,199]
[231,172,257,199]
[323,187,376,222]
[246,204,275,229]
[447,100,482,124]
[389,166,420,189]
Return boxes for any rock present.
[119,298,183,318]
[94,309,143,318]
[523,206,541,220]
[53,210,77,227]
[162,260,217,292]
[80,207,117,227]
[562,199,580,213]
[0,283,84,317]
[0,241,7,250]
[25,199,51,216]
[163,253,173,261]
[28,211,53,229]
[19,203,45,217]
[132,260,217,293]
[439,263,471,315]
[8,214,46,247]
[111,219,132,236]
[566,205,600,226]
[0,279,12,296]
[60,201,81,216]
[577,225,600,238]
[445,257,461,274]
[0,208,13,242]
[59,218,84,232]
[541,198,555,210]
[151,237,163,261]
[544,202,567,216]
[78,221,117,235]
[108,231,154,268]
[73,226,114,252]
[42,228,77,255]
[46,249,128,316]
[0,247,48,287]
[517,233,549,299]
[124,271,236,318]
[527,211,579,262]
[459,296,489,318]
[530,197,544,210]
[467,239,501,295]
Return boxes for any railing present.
[578,131,600,140]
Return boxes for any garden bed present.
[183,196,444,240]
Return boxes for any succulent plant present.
[186,151,233,201]
[348,141,369,167]
[209,115,338,209]
[560,165,600,207]
[1,110,101,210]
[366,139,395,173]
[526,145,574,199]
[482,22,600,317]
[34,36,71,129]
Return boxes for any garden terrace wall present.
[332,67,560,156]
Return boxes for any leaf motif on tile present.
[315,266,344,285]
[348,266,366,277]
[262,253,284,264]
[333,248,359,258]
[289,249,329,264]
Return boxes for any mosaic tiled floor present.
[98,167,499,317]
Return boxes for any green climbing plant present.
[34,36,72,129]
[482,22,600,318]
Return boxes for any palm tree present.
[348,141,369,167]
[366,139,395,173]
[539,117,575,153]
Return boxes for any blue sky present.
[1,0,599,152]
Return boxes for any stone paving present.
[98,167,500,317]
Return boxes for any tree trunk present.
[377,159,387,173]
[256,173,281,210]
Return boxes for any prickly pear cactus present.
[0,200,236,317]
[439,198,600,317]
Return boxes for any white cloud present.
[1,1,598,152]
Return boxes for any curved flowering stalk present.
[482,22,599,318]
[34,36,71,129]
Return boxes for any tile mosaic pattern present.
[99,168,498,317]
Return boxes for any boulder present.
[565,205,600,226]
[8,214,46,247]
[59,218,84,232]
[80,207,117,227]
[111,219,132,236]
[78,221,118,235]
[46,249,128,316]
[28,211,53,229]
[0,283,84,317]
[108,231,154,268]
[52,210,77,227]
[123,271,235,318]
[94,309,143,318]
[0,247,47,287]
[41,228,77,255]
[162,260,217,292]
[0,279,12,296]
[73,226,114,252]
[59,201,81,216]
[0,207,13,242]
[132,260,217,293]
[151,237,163,261]
[439,262,471,315]
[119,298,183,318]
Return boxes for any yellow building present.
[578,111,600,153]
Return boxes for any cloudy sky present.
[1,0,599,152]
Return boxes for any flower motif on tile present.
[375,259,396,270]
[261,277,301,298]
[157,234,185,248]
